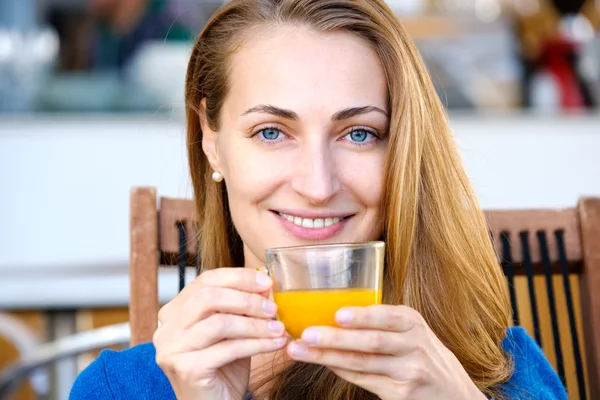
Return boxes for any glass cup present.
[265,241,385,338]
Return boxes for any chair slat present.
[521,232,542,347]
[557,230,587,400]
[500,232,520,326]
[177,222,188,292]
[129,187,159,346]
[578,198,600,399]
[538,231,566,386]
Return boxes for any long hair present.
[185,1,514,398]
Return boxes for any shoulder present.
[500,326,568,399]
[69,342,175,400]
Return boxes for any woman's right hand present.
[153,268,287,400]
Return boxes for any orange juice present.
[273,288,382,338]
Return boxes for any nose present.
[290,141,340,206]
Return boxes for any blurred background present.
[1,0,600,113]
[0,0,599,399]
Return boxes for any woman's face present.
[202,25,389,268]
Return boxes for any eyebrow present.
[241,104,388,121]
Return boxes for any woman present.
[70,0,566,399]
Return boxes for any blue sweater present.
[70,326,567,399]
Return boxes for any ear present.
[200,99,221,173]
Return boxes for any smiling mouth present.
[274,211,353,228]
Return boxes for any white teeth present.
[302,219,313,228]
[279,213,343,228]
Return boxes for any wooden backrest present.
[486,199,600,400]
[129,187,600,399]
[129,188,200,348]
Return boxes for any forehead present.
[224,25,388,116]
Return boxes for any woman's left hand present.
[286,305,487,400]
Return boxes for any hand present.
[286,305,487,400]
[153,268,288,400]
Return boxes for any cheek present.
[221,145,284,207]
[340,152,385,209]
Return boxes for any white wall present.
[450,114,600,209]
[0,113,598,308]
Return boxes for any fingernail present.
[262,299,277,314]
[256,272,272,288]
[336,309,354,325]
[268,320,284,333]
[274,337,287,346]
[289,342,308,357]
[301,329,320,345]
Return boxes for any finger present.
[165,314,286,353]
[159,286,277,329]
[185,287,277,328]
[159,268,272,322]
[288,342,427,384]
[155,289,277,343]
[328,367,412,399]
[200,336,289,369]
[287,342,395,375]
[299,327,406,355]
[334,305,423,332]
[196,267,272,292]
[161,337,288,381]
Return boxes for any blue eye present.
[349,129,370,142]
[260,128,282,141]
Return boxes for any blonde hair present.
[185,0,514,398]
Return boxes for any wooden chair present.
[486,199,600,400]
[129,187,600,400]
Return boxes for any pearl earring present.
[212,171,224,182]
